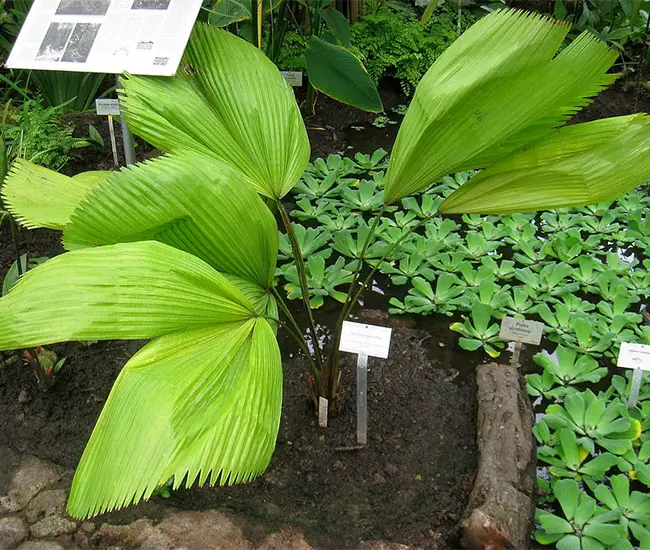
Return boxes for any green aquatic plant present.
[282,256,355,308]
[388,273,465,317]
[536,425,619,480]
[503,286,538,318]
[449,303,504,358]
[535,478,626,548]
[593,474,650,548]
[277,225,331,261]
[533,346,608,388]
[544,390,641,455]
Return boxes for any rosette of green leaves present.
[535,424,618,480]
[535,478,626,549]
[449,303,504,357]
[544,391,641,456]
[593,474,650,548]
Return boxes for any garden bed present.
[1,72,649,550]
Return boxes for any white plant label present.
[281,71,303,87]
[318,397,328,428]
[617,342,650,371]
[7,0,203,76]
[95,98,120,116]
[499,317,544,345]
[339,321,392,359]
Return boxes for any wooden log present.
[461,363,537,550]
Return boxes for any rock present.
[140,532,171,550]
[9,456,64,506]
[93,519,160,548]
[18,391,32,405]
[25,490,66,524]
[80,521,95,533]
[0,516,28,549]
[372,473,386,484]
[258,527,313,549]
[384,463,398,477]
[157,510,251,550]
[0,495,21,514]
[74,531,89,550]
[30,516,77,538]
[358,542,411,550]
[17,542,65,550]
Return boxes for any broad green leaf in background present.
[320,7,351,47]
[384,9,619,203]
[305,36,383,113]
[1,160,111,230]
[62,154,278,289]
[120,24,309,199]
[439,114,650,213]
[204,0,281,27]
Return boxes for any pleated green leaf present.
[439,114,650,214]
[120,24,309,199]
[0,241,255,349]
[384,9,618,203]
[64,154,278,288]
[68,318,282,518]
[1,159,111,229]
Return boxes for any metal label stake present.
[510,341,523,368]
[628,368,643,409]
[107,115,119,167]
[357,353,368,446]
[339,321,392,448]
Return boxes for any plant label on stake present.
[281,71,303,87]
[95,99,120,167]
[339,321,392,446]
[499,317,544,367]
[617,342,650,408]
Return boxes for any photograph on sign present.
[132,0,172,9]
[62,24,102,63]
[56,0,111,16]
[7,0,204,76]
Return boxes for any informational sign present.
[95,98,120,115]
[7,0,203,76]
[499,317,544,345]
[618,342,650,371]
[339,321,392,359]
[281,71,303,87]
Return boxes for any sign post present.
[95,98,120,166]
[7,0,204,167]
[499,316,544,367]
[339,321,392,446]
[617,342,650,408]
